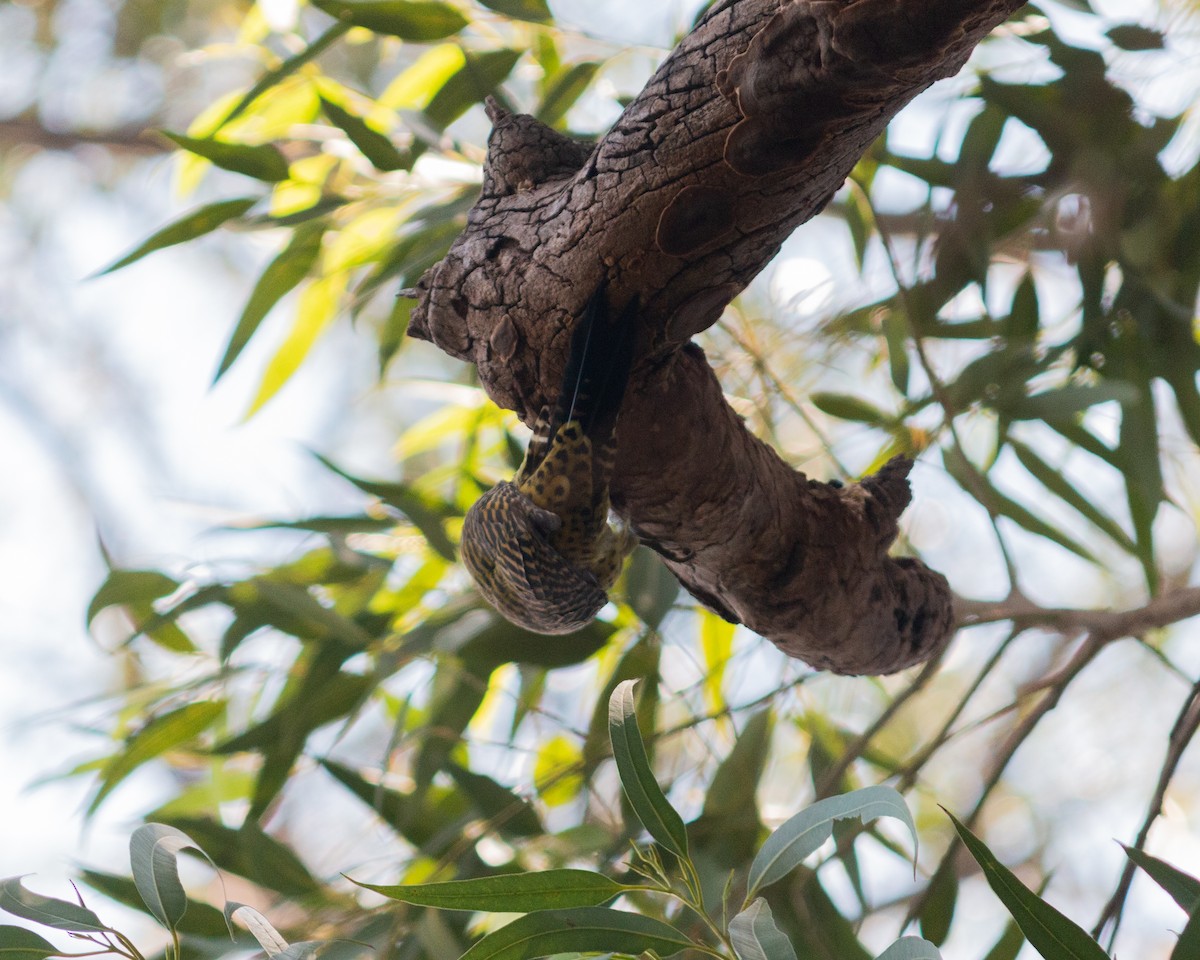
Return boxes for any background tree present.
[4,0,1200,958]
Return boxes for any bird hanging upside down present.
[461,282,639,634]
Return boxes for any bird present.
[460,282,639,634]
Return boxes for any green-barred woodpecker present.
[461,283,639,634]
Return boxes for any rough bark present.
[409,0,1027,675]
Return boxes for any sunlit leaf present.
[163,133,290,182]
[947,812,1109,959]
[0,879,108,933]
[311,0,468,40]
[456,907,694,960]
[699,609,734,718]
[93,198,258,276]
[533,734,583,807]
[215,221,326,382]
[320,97,405,171]
[729,898,798,960]
[89,701,225,816]
[746,786,916,899]
[247,270,348,416]
[537,62,600,126]
[0,926,57,960]
[608,680,689,858]
[353,870,625,911]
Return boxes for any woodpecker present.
[461,283,639,634]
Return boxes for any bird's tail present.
[554,281,638,443]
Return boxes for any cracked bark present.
[409,0,1027,675]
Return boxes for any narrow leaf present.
[0,879,108,933]
[457,907,694,960]
[608,680,689,858]
[129,824,205,932]
[1172,908,1200,960]
[163,133,290,182]
[811,392,890,425]
[214,222,325,381]
[87,570,180,625]
[89,702,225,816]
[311,0,468,40]
[729,898,798,960]
[1122,845,1200,913]
[536,62,599,126]
[320,97,405,172]
[747,785,916,899]
[947,812,1109,959]
[479,0,551,23]
[0,926,58,960]
[227,903,288,956]
[93,198,258,276]
[353,870,625,912]
[875,937,943,960]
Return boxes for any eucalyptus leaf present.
[129,824,209,933]
[0,926,57,960]
[227,903,288,956]
[353,870,626,911]
[875,937,942,960]
[478,0,551,23]
[163,133,289,182]
[729,898,798,960]
[608,680,689,858]
[93,198,258,276]
[311,0,468,40]
[457,907,694,960]
[746,785,916,899]
[0,878,108,933]
[1122,845,1200,914]
[948,812,1109,959]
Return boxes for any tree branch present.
[410,0,1027,674]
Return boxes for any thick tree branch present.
[410,0,1026,674]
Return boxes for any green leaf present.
[1106,24,1164,50]
[93,198,258,276]
[315,454,458,561]
[1122,845,1200,913]
[154,817,319,897]
[729,898,798,960]
[163,132,290,182]
[1006,382,1141,421]
[320,97,405,172]
[918,855,958,946]
[0,926,58,960]
[87,569,180,624]
[353,870,625,912]
[624,547,680,631]
[1007,438,1137,554]
[942,445,1097,563]
[90,701,225,816]
[811,392,890,425]
[608,680,689,859]
[214,222,326,381]
[478,0,551,23]
[311,0,468,40]
[982,920,1025,960]
[445,763,542,837]
[0,879,108,933]
[746,785,916,899]
[457,907,694,960]
[78,871,230,939]
[947,811,1109,959]
[458,615,615,669]
[536,62,600,127]
[876,938,942,960]
[1172,908,1200,960]
[129,824,207,933]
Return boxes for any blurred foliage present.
[11,0,1200,957]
